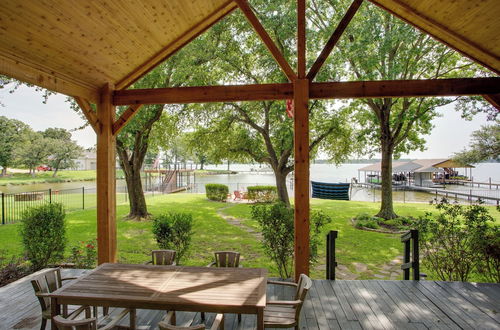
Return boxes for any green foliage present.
[453,125,500,164]
[355,219,380,229]
[15,130,51,175]
[0,116,30,175]
[251,202,294,279]
[415,200,499,282]
[43,128,84,176]
[355,213,415,230]
[247,186,278,203]
[152,212,194,264]
[19,203,66,270]
[310,210,333,264]
[68,239,97,269]
[205,184,229,202]
[0,252,29,287]
[251,202,332,279]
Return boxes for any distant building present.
[73,151,97,170]
[358,159,474,187]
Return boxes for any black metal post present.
[49,188,52,204]
[412,230,420,280]
[326,230,338,280]
[82,187,85,209]
[403,239,411,280]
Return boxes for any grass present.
[0,170,125,186]
[1,194,498,280]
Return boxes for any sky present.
[0,85,490,159]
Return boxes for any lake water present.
[2,163,498,203]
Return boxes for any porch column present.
[294,79,310,280]
[96,83,117,264]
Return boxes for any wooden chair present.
[146,250,176,265]
[31,268,84,330]
[159,311,224,330]
[264,274,312,329]
[52,308,130,330]
[202,251,240,322]
[207,251,240,268]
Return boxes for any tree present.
[15,130,51,176]
[310,0,488,218]
[453,125,500,164]
[41,128,84,177]
[0,116,30,176]
[182,0,356,205]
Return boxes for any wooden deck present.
[1,269,499,329]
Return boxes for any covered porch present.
[3,268,500,329]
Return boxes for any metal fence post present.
[1,193,5,225]
[49,188,52,204]
[82,187,85,209]
[326,230,338,280]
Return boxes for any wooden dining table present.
[49,263,268,329]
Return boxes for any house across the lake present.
[358,159,474,187]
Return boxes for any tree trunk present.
[1,167,6,176]
[274,170,290,206]
[200,159,204,170]
[117,142,150,221]
[376,141,398,219]
[124,164,149,220]
[52,160,61,177]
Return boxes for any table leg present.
[257,308,264,330]
[50,297,61,329]
[130,309,137,330]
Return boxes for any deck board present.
[1,269,499,329]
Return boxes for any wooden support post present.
[96,82,117,264]
[294,78,310,281]
[326,231,338,280]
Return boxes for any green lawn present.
[1,194,498,280]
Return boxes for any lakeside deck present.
[1,269,499,329]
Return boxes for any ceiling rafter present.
[234,0,298,81]
[307,0,364,81]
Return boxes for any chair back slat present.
[152,250,176,265]
[294,274,312,319]
[214,251,240,267]
[52,315,97,330]
[31,268,63,313]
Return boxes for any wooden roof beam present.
[113,77,500,105]
[310,77,500,100]
[482,94,500,111]
[112,104,144,135]
[74,97,100,133]
[307,0,363,81]
[1,54,99,103]
[234,0,297,81]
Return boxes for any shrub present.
[415,200,497,282]
[251,202,294,279]
[247,186,278,203]
[310,210,333,264]
[152,212,194,264]
[68,239,97,269]
[19,203,66,270]
[205,184,229,202]
[251,203,332,279]
[355,219,380,229]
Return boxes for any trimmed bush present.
[247,186,278,203]
[251,202,332,279]
[205,184,229,202]
[152,212,194,264]
[355,219,380,229]
[19,203,67,270]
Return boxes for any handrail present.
[401,229,420,280]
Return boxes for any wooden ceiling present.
[369,0,500,75]
[0,0,236,102]
[0,0,498,103]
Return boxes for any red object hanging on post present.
[286,99,294,118]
